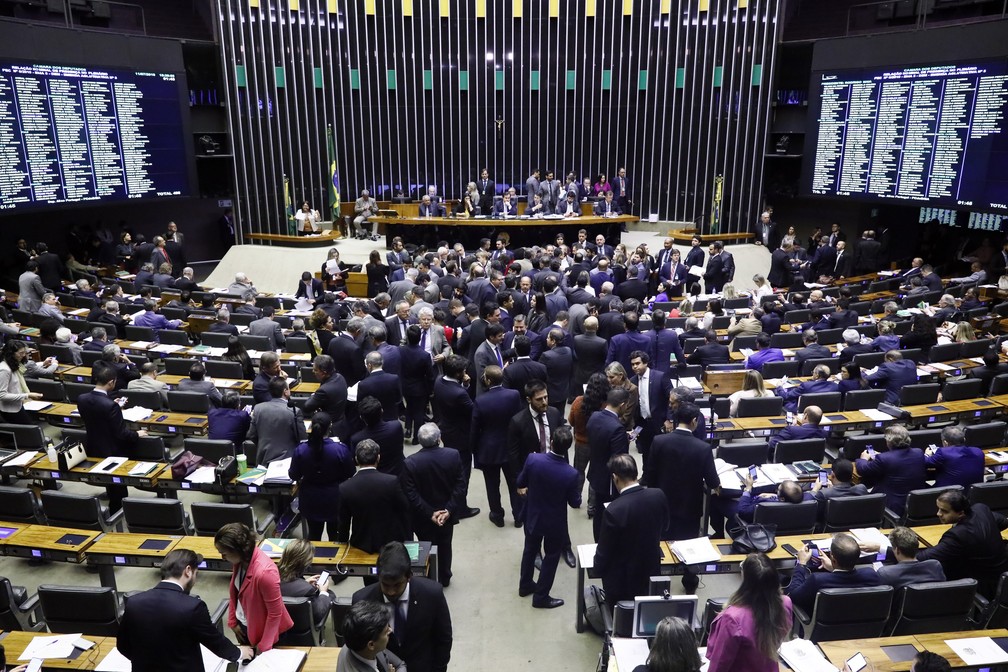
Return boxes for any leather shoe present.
[489,513,505,528]
[513,519,523,528]
[563,548,576,568]
[532,597,564,609]
[518,585,535,597]
[459,507,480,519]
[534,552,543,571]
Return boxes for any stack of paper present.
[150,344,185,354]
[211,378,242,389]
[5,451,39,467]
[18,633,83,660]
[778,638,839,672]
[733,466,774,489]
[760,463,797,484]
[185,466,217,484]
[128,462,159,476]
[122,407,154,422]
[678,377,703,391]
[263,457,292,484]
[862,408,896,422]
[669,537,721,564]
[128,341,154,349]
[97,644,231,672]
[237,467,267,485]
[243,649,306,672]
[851,527,890,553]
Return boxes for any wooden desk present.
[304,647,342,671]
[0,631,109,669]
[374,214,636,248]
[668,231,755,245]
[915,629,1008,669]
[157,374,249,391]
[914,523,1008,547]
[85,533,182,590]
[36,403,208,437]
[1,524,100,563]
[900,398,1005,425]
[819,635,923,672]
[710,411,884,440]
[171,536,231,572]
[247,230,342,246]
[25,455,169,489]
[263,539,434,579]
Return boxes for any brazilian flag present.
[327,126,340,221]
[284,175,296,235]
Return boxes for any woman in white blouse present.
[750,274,774,304]
[0,340,45,424]
[728,371,775,417]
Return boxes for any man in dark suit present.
[827,222,846,248]
[768,242,793,288]
[854,230,882,276]
[593,453,670,604]
[876,526,945,590]
[517,426,581,609]
[867,349,919,405]
[350,397,405,477]
[969,349,1008,395]
[338,439,412,553]
[400,325,435,444]
[807,236,836,282]
[768,405,829,453]
[837,328,874,365]
[502,335,547,400]
[586,388,631,541]
[401,424,468,587]
[855,424,927,517]
[385,301,414,346]
[642,403,716,541]
[471,366,523,528]
[540,328,574,414]
[118,548,253,671]
[605,312,652,374]
[686,330,729,368]
[702,241,733,293]
[629,350,668,468]
[810,457,868,522]
[357,352,401,422]
[294,271,324,305]
[776,365,840,413]
[77,365,145,512]
[33,242,66,291]
[785,533,882,614]
[418,195,445,218]
[593,191,619,217]
[506,380,565,485]
[352,542,453,672]
[815,297,859,331]
[574,317,608,389]
[251,351,285,404]
[302,354,348,439]
[457,300,497,395]
[476,168,495,214]
[830,240,852,279]
[492,192,518,218]
[207,309,239,335]
[431,354,479,519]
[328,319,367,387]
[926,425,985,491]
[794,329,832,371]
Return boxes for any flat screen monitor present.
[0,60,190,211]
[802,59,1008,213]
[632,596,698,639]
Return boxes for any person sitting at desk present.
[744,332,784,374]
[866,350,918,405]
[83,326,111,353]
[837,328,873,365]
[556,191,580,218]
[875,526,945,590]
[134,262,155,291]
[632,616,702,672]
[222,335,256,380]
[686,330,729,368]
[775,364,839,413]
[174,266,200,293]
[133,299,183,332]
[493,192,517,218]
[227,272,258,298]
[205,309,238,336]
[969,349,1008,395]
[855,424,926,517]
[728,371,775,418]
[768,405,829,452]
[793,329,831,369]
[127,362,169,407]
[152,263,175,290]
[809,457,868,521]
[336,600,407,672]
[37,293,64,323]
[871,319,901,353]
[178,362,223,408]
[737,477,813,524]
[418,194,445,219]
[925,425,984,491]
[208,389,251,450]
[785,533,882,615]
[593,190,619,217]
[93,343,140,391]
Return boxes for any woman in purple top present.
[707,553,793,672]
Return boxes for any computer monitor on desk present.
[632,595,699,637]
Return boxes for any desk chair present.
[38,344,75,365]
[772,438,826,464]
[886,485,963,527]
[121,389,163,411]
[205,360,243,379]
[724,298,750,310]
[199,332,233,347]
[164,358,194,375]
[737,396,783,418]
[667,364,703,380]
[167,391,211,414]
[184,438,236,463]
[711,316,731,330]
[731,335,758,352]
[159,307,188,322]
[299,366,319,383]
[899,348,924,364]
[122,497,192,535]
[849,301,871,316]
[887,579,978,636]
[761,360,800,379]
[815,329,843,346]
[0,486,45,524]
[800,358,840,377]
[842,433,886,460]
[0,576,44,631]
[37,585,123,636]
[229,313,255,328]
[239,334,271,351]
[0,424,48,450]
[698,598,727,646]
[135,436,170,462]
[797,392,841,413]
[785,309,811,325]
[907,428,942,449]
[821,493,886,533]
[969,481,1008,515]
[899,383,940,406]
[852,352,885,369]
[941,378,983,401]
[961,338,994,358]
[753,500,817,535]
[157,329,191,346]
[285,338,313,354]
[927,342,961,363]
[40,491,125,533]
[843,389,885,411]
[717,441,768,467]
[124,325,156,342]
[280,363,299,379]
[793,585,894,643]
[279,596,329,646]
[977,572,1008,628]
[25,378,65,402]
[992,374,1008,396]
[682,338,704,355]
[191,502,273,537]
[770,332,804,349]
[80,350,103,367]
[707,363,745,372]
[964,421,1007,449]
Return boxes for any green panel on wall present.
[637,70,647,90]
[752,63,763,86]
[423,69,433,90]
[349,69,360,90]
[713,66,723,87]
[313,67,323,89]
[601,69,611,90]
[235,65,247,88]
[459,70,469,90]
[495,71,505,90]
[566,70,576,90]
[274,67,285,88]
[675,68,685,89]
[387,69,397,89]
[530,70,540,91]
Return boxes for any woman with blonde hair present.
[953,321,976,343]
[750,274,773,304]
[277,538,333,640]
[721,284,739,300]
[605,361,638,430]
[728,371,775,417]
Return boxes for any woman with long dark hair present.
[528,292,550,333]
[568,371,611,517]
[0,340,43,424]
[287,412,354,541]
[900,313,939,359]
[223,335,256,380]
[706,552,792,672]
[366,249,389,297]
[631,616,703,672]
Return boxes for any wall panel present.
[216,0,781,239]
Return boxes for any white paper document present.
[4,451,39,467]
[612,638,650,672]
[91,457,126,473]
[778,638,839,672]
[23,400,53,411]
[944,637,1008,665]
[850,527,890,552]
[149,344,185,354]
[121,407,154,422]
[862,408,899,422]
[578,543,598,569]
[96,645,230,672]
[241,648,306,672]
[19,633,83,660]
[669,537,721,564]
[185,466,218,484]
[263,457,292,483]
[128,461,159,476]
[760,463,796,483]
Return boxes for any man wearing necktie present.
[420,195,443,219]
[828,222,845,248]
[493,193,515,218]
[539,170,559,211]
[477,168,495,214]
[615,166,631,212]
[832,240,849,279]
[474,324,506,396]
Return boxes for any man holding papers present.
[118,548,254,671]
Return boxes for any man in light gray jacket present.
[247,376,306,466]
[248,306,286,350]
[18,261,47,313]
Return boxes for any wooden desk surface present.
[36,403,208,434]
[900,398,1005,421]
[914,523,1008,546]
[711,411,877,436]
[663,532,820,568]
[0,631,108,669]
[371,214,638,228]
[2,525,100,563]
[85,533,181,558]
[25,456,169,486]
[819,635,923,672]
[915,629,1008,669]
[247,230,342,245]
[158,374,249,391]
[304,647,342,671]
[172,535,226,562]
[0,521,31,547]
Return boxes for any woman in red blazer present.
[214,523,293,652]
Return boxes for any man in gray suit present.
[247,376,306,466]
[126,362,170,407]
[474,324,506,396]
[539,170,561,212]
[18,261,47,313]
[417,307,450,366]
[525,169,540,207]
[177,362,223,407]
[876,526,945,590]
[389,268,418,307]
[248,306,286,350]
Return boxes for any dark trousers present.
[1,409,32,425]
[415,520,453,587]
[107,485,128,513]
[520,529,564,600]
[306,517,339,542]
[447,445,473,507]
[592,490,616,542]
[403,395,428,437]
[480,462,521,521]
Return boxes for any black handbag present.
[729,522,778,554]
[215,456,238,486]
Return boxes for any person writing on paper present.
[118,548,254,671]
[0,340,45,424]
[278,538,334,641]
[706,552,792,672]
[215,522,292,652]
[336,600,407,672]
[630,616,702,672]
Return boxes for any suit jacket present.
[687,342,730,368]
[432,376,473,451]
[328,333,366,386]
[357,370,401,422]
[208,407,251,450]
[295,278,324,301]
[854,239,882,275]
[855,447,927,516]
[793,343,831,369]
[838,342,874,366]
[288,438,355,521]
[631,368,669,428]
[402,445,467,526]
[400,344,435,399]
[118,582,240,671]
[471,386,522,467]
[476,178,495,213]
[540,346,574,405]
[77,390,138,457]
[917,503,1008,598]
[126,375,169,408]
[539,179,561,209]
[517,451,580,537]
[386,315,413,346]
[502,358,548,399]
[303,374,349,432]
[350,420,405,476]
[768,248,792,287]
[35,251,66,291]
[785,565,882,614]
[642,429,717,540]
[810,245,836,280]
[177,379,223,408]
[248,317,285,350]
[970,363,1008,395]
[586,409,630,498]
[207,322,239,335]
[606,330,653,374]
[867,359,918,405]
[17,271,46,312]
[226,546,293,651]
[832,250,852,278]
[507,405,565,475]
[492,199,518,218]
[352,577,452,672]
[593,485,670,603]
[926,445,985,490]
[473,340,505,396]
[418,203,446,218]
[876,559,946,590]
[574,334,608,387]
[338,468,412,552]
[593,199,619,216]
[778,378,840,412]
[247,398,307,466]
